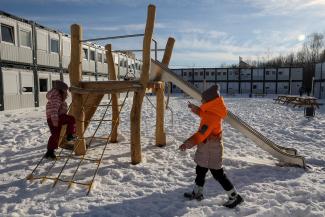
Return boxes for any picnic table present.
[273,95,323,109]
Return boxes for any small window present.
[50,38,59,53]
[211,72,214,76]
[218,72,221,76]
[22,86,33,92]
[183,72,187,76]
[119,60,123,67]
[266,71,270,75]
[223,72,226,75]
[200,72,203,76]
[206,72,209,76]
[19,29,31,47]
[253,85,257,89]
[124,60,128,67]
[1,24,15,44]
[97,53,103,62]
[39,78,48,92]
[189,72,192,76]
[195,72,198,76]
[90,50,95,61]
[83,48,88,60]
[284,86,288,89]
[278,71,283,75]
[104,55,107,63]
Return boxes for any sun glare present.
[298,34,306,41]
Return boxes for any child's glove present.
[179,141,196,151]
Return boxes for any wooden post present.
[69,24,86,155]
[155,37,175,147]
[130,4,155,164]
[106,44,119,143]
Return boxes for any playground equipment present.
[27,4,305,195]
[27,4,176,194]
[151,59,306,169]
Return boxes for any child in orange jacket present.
[179,85,243,208]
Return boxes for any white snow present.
[0,95,325,217]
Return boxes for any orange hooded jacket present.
[189,96,228,144]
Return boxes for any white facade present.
[2,68,35,110]
[205,68,215,80]
[252,82,263,93]
[228,82,239,94]
[291,82,302,95]
[0,15,33,64]
[265,68,276,80]
[240,82,251,93]
[277,68,289,80]
[240,69,251,81]
[277,82,289,94]
[252,69,264,80]
[228,69,239,80]
[216,69,227,80]
[291,68,303,80]
[193,68,204,80]
[264,82,276,94]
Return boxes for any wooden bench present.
[273,95,322,109]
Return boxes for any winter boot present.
[66,134,77,144]
[223,188,244,208]
[184,185,204,201]
[44,149,57,160]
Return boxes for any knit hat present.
[53,80,68,91]
[202,84,220,102]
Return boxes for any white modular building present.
[252,82,263,94]
[205,68,215,81]
[0,10,143,111]
[252,68,264,80]
[240,69,251,81]
[193,68,204,81]
[216,69,227,81]
[314,62,325,99]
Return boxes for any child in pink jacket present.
[45,80,76,159]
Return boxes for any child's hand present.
[187,101,194,109]
[179,144,188,151]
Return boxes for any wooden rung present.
[147,81,163,89]
[83,136,110,140]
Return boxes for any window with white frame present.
[97,53,102,62]
[39,78,48,92]
[19,29,31,47]
[90,50,95,61]
[83,48,88,60]
[50,38,59,53]
[1,24,15,44]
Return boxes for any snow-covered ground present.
[0,95,324,217]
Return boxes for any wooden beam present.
[69,24,86,155]
[106,44,119,143]
[131,4,155,165]
[80,80,141,90]
[155,37,175,147]
[70,86,141,94]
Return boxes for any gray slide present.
[150,59,306,169]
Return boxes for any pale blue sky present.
[2,0,325,67]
